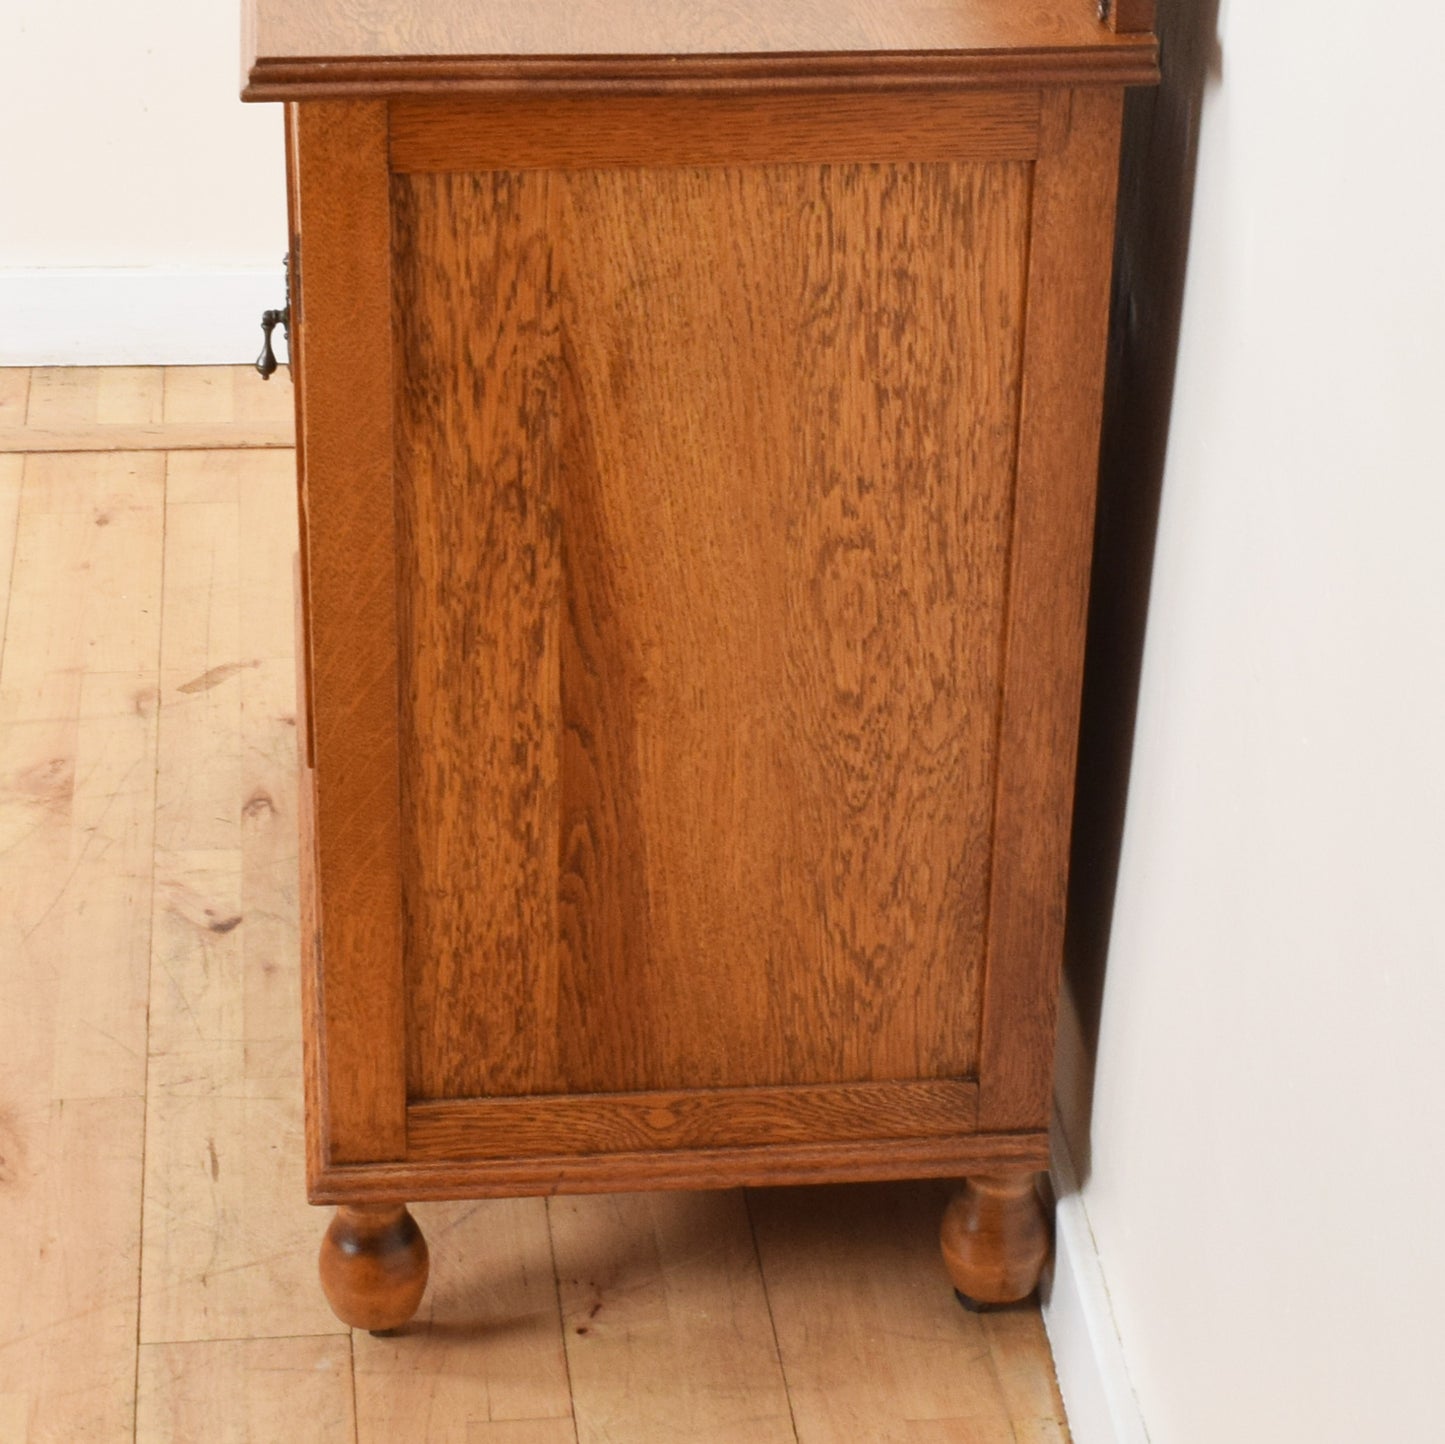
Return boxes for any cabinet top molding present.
[242,0,1158,101]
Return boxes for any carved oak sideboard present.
[243,0,1158,1330]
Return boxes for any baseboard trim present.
[0,267,288,366]
[1042,1115,1150,1444]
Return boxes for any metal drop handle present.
[255,253,292,380]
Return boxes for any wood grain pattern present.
[351,1198,574,1443]
[0,422,294,454]
[0,1099,148,1440]
[298,610,326,1189]
[22,366,162,427]
[393,168,564,1104]
[243,0,1158,98]
[0,368,29,422]
[749,1181,1029,1439]
[161,364,299,430]
[407,1080,980,1161]
[395,160,1028,1106]
[310,1131,1050,1204]
[0,456,19,673]
[389,91,1042,173]
[319,1202,431,1331]
[940,1173,1050,1304]
[1104,0,1157,35]
[298,660,326,1188]
[284,104,316,774]
[549,1191,795,1443]
[247,52,1159,102]
[291,101,408,1163]
[0,455,163,1090]
[0,437,163,1439]
[140,449,340,1346]
[558,159,1019,1093]
[0,370,298,452]
[136,1337,356,1442]
[976,89,1125,1132]
[977,1305,1072,1443]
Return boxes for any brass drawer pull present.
[255,253,291,379]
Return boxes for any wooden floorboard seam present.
[541,1198,583,1444]
[131,450,171,1444]
[744,1190,803,1444]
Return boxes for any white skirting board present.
[0,267,288,366]
[1041,1115,1151,1444]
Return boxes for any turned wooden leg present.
[319,1203,430,1333]
[940,1173,1049,1310]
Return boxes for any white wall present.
[1060,1,1445,1439]
[0,1,287,361]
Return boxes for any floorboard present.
[0,440,164,1442]
[551,1191,798,1444]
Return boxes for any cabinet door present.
[291,91,1121,1196]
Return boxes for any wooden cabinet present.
[245,0,1158,1329]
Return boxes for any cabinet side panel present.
[395,160,1029,1100]
[392,172,564,1101]
[553,162,1027,1093]
[293,100,407,1161]
[977,89,1126,1131]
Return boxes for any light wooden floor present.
[0,366,1072,1444]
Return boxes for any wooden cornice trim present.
[244,45,1160,102]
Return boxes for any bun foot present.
[319,1203,430,1332]
[940,1173,1049,1307]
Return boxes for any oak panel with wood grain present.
[392,168,564,1106]
[976,88,1126,1133]
[394,160,1028,1104]
[406,1080,980,1161]
[290,101,407,1164]
[388,90,1043,173]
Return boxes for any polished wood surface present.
[0,369,1070,1439]
[270,4,1151,1326]
[309,1130,1051,1205]
[1105,0,1158,35]
[752,1182,1063,1439]
[290,100,408,1164]
[389,90,1043,172]
[319,1203,431,1332]
[976,87,1125,1132]
[394,157,1025,1105]
[940,1173,1051,1306]
[406,1080,981,1160]
[280,72,1143,1208]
